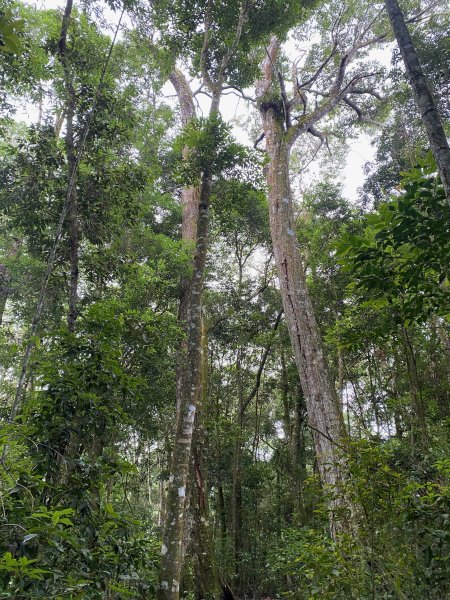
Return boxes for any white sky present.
[20,0,392,203]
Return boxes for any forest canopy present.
[0,0,449,598]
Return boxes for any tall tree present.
[255,6,386,531]
[384,0,450,204]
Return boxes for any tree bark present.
[191,322,222,600]
[159,4,248,591]
[257,38,350,537]
[158,167,212,599]
[0,238,21,326]
[65,92,78,332]
[401,326,429,448]
[384,0,450,205]
[57,0,78,331]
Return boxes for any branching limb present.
[200,0,214,92]
[297,40,338,90]
[343,96,382,126]
[349,87,384,100]
[222,85,256,103]
[307,125,332,156]
[217,0,249,85]
[253,132,265,151]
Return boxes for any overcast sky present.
[20,0,395,203]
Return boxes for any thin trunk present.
[435,317,450,387]
[0,238,21,326]
[384,0,450,205]
[158,67,220,599]
[292,383,307,525]
[232,347,244,589]
[159,1,248,588]
[57,0,78,331]
[401,326,429,448]
[65,93,78,331]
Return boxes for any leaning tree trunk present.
[261,121,349,535]
[384,0,450,205]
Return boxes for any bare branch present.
[297,40,338,90]
[222,85,256,103]
[240,311,283,418]
[349,87,384,100]
[253,131,265,151]
[343,96,382,126]
[217,0,249,84]
[307,125,332,156]
[200,0,214,92]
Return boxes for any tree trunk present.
[158,168,212,599]
[384,0,450,205]
[158,66,221,598]
[65,92,78,332]
[57,0,79,331]
[257,42,350,533]
[0,238,21,326]
[191,323,222,600]
[401,326,429,448]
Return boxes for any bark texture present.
[384,0,450,205]
[0,238,21,326]
[158,167,214,600]
[159,5,249,593]
[58,0,79,331]
[257,37,349,536]
[158,68,219,600]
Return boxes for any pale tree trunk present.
[257,38,350,537]
[65,93,78,332]
[158,67,222,599]
[434,318,450,386]
[384,0,450,205]
[0,238,22,326]
[159,2,248,591]
[158,165,214,599]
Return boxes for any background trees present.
[0,0,449,598]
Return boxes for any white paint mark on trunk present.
[178,486,186,498]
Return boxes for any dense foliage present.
[0,0,449,598]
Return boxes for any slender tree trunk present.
[158,67,222,598]
[401,326,429,448]
[57,0,78,331]
[65,93,78,332]
[232,347,244,589]
[0,238,21,326]
[158,168,212,599]
[435,318,450,387]
[384,0,450,205]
